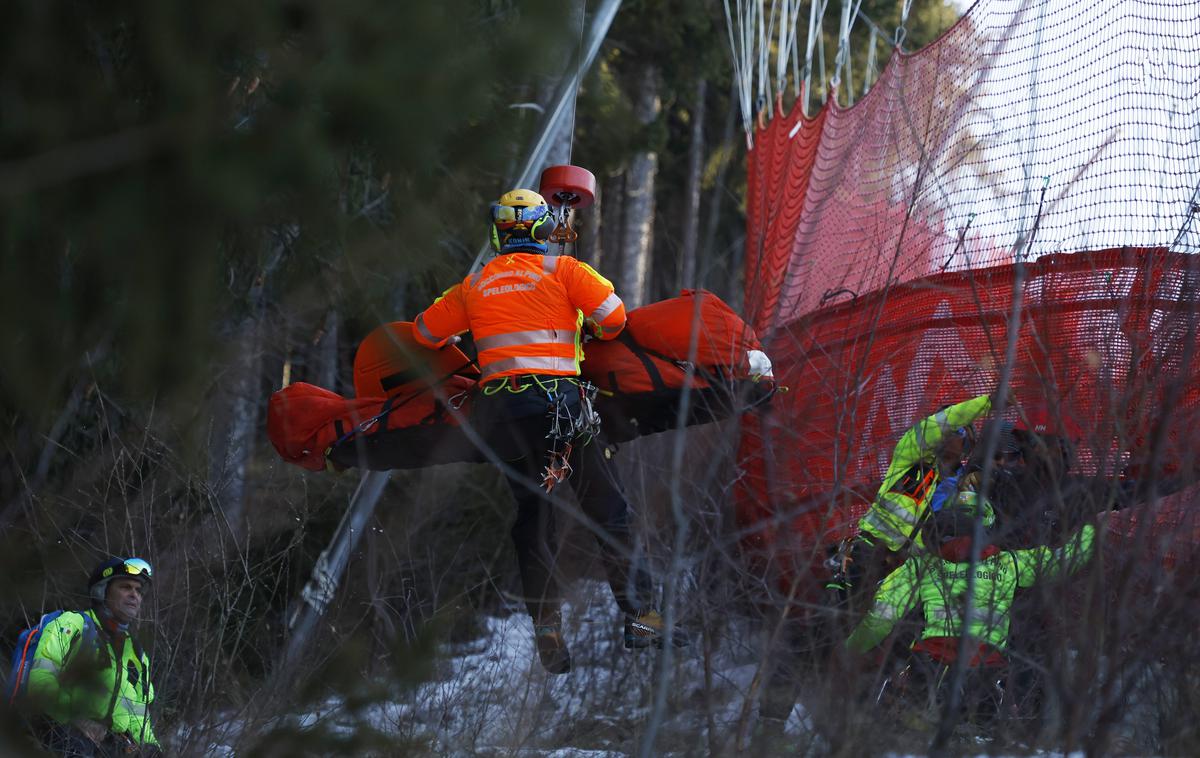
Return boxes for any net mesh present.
[737,0,1200,574]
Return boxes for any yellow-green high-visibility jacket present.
[857,394,993,552]
[27,609,158,747]
[847,523,1096,655]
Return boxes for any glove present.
[747,349,774,381]
[960,470,981,491]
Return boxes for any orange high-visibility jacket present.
[412,253,626,381]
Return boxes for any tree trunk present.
[578,180,602,267]
[212,314,261,536]
[617,63,661,309]
[312,307,340,392]
[703,81,740,307]
[598,172,624,275]
[209,231,288,537]
[679,77,707,292]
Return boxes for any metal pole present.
[282,470,390,670]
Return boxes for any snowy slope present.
[285,580,811,756]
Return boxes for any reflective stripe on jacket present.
[412,253,626,381]
[858,394,993,551]
[846,523,1097,655]
[28,609,158,746]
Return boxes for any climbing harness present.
[481,374,601,492]
[542,380,602,491]
[826,536,856,582]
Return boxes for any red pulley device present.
[539,165,595,245]
[539,164,596,208]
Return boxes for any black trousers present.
[474,378,652,621]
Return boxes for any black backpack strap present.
[62,611,98,665]
[99,632,150,727]
[102,635,125,729]
[617,332,733,390]
[129,634,145,667]
[616,332,668,393]
[377,394,399,431]
[130,634,150,699]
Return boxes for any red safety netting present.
[736,0,1200,584]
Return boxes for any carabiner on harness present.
[541,380,603,492]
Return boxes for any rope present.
[863,25,878,98]
[833,0,864,98]
[803,0,825,116]
[896,0,914,47]
[480,375,578,396]
[720,0,889,130]
[743,0,757,122]
[756,0,770,114]
[791,2,802,100]
[564,0,588,166]
[722,0,755,141]
[776,0,806,103]
[771,0,787,101]
[817,10,827,101]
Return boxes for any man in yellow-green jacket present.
[858,393,1000,553]
[845,492,1099,720]
[26,557,160,756]
[828,391,1005,605]
[848,492,1097,661]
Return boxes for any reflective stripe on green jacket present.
[858,394,993,551]
[27,609,158,746]
[847,524,1097,654]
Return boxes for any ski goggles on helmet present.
[491,202,549,229]
[105,558,153,581]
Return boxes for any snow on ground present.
[281,579,810,756]
[189,580,1110,755]
[363,581,780,754]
